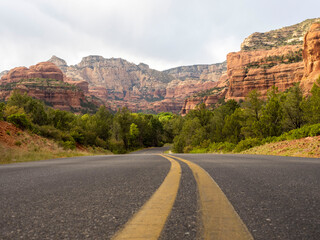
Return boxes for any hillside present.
[0,121,100,164]
[241,18,320,51]
[48,55,226,113]
[242,136,320,158]
[181,19,320,114]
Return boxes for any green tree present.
[259,86,283,137]
[113,107,132,150]
[307,77,320,124]
[129,123,140,147]
[282,84,306,130]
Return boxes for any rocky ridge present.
[181,18,320,114]
[0,62,95,112]
[48,55,226,113]
[241,18,320,51]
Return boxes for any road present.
[0,148,320,239]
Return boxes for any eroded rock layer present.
[48,56,226,113]
[0,62,92,112]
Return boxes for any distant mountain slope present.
[48,55,226,113]
[163,62,227,81]
[241,18,320,51]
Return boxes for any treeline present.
[1,77,320,154]
[172,77,320,153]
[0,91,177,153]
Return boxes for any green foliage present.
[209,142,236,153]
[244,49,303,71]
[234,138,262,153]
[0,102,5,120]
[7,113,32,130]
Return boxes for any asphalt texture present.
[172,153,320,240]
[0,155,170,239]
[1,149,320,239]
[160,161,199,240]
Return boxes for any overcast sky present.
[0,0,319,71]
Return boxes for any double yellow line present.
[112,154,253,240]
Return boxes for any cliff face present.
[241,18,320,51]
[48,55,226,113]
[0,62,94,112]
[163,62,226,81]
[225,45,304,101]
[301,23,320,92]
[181,19,320,114]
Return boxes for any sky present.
[0,0,319,71]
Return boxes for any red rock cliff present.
[225,45,304,101]
[0,62,93,112]
[301,22,320,92]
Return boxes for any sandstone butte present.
[47,55,227,113]
[181,21,320,115]
[1,20,320,115]
[0,62,91,112]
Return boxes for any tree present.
[259,86,283,137]
[113,107,132,150]
[129,123,140,147]
[282,84,306,130]
[307,76,320,124]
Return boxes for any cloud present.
[0,0,320,71]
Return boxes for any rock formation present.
[48,55,226,113]
[0,62,94,112]
[163,62,226,81]
[181,19,320,113]
[300,22,320,92]
[241,18,320,51]
[225,45,304,101]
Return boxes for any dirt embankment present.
[243,136,320,158]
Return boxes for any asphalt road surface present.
[0,148,319,239]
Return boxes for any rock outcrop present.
[48,55,226,113]
[163,62,226,81]
[225,45,304,101]
[241,18,320,51]
[1,62,64,83]
[181,19,320,113]
[0,62,95,112]
[301,22,320,92]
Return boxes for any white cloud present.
[0,0,319,71]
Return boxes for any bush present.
[183,145,193,153]
[7,113,32,130]
[308,124,320,137]
[209,142,236,153]
[38,125,63,140]
[234,138,262,152]
[59,140,76,150]
[109,139,126,154]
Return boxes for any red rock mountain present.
[181,19,320,114]
[1,19,319,115]
[0,62,94,112]
[48,56,227,113]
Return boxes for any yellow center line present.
[168,154,253,240]
[112,155,181,240]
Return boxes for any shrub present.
[15,141,22,146]
[109,139,126,154]
[59,140,76,150]
[7,113,32,130]
[234,138,262,152]
[308,124,320,137]
[38,125,63,140]
[209,142,236,153]
[183,145,193,153]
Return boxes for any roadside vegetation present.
[1,77,320,163]
[171,77,320,156]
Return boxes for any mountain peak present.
[48,55,68,67]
